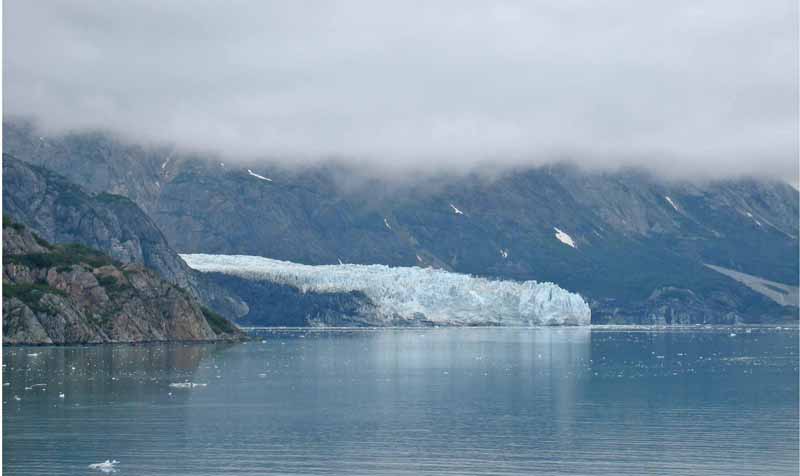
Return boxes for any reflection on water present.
[3,327,798,475]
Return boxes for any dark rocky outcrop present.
[3,221,245,344]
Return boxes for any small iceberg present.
[88,460,119,472]
[169,382,207,389]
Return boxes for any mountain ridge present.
[4,121,797,324]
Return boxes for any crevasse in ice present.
[182,254,591,326]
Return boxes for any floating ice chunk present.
[2,382,9,386]
[729,333,737,337]
[13,395,21,401]
[553,228,576,248]
[248,169,272,182]
[88,460,119,472]
[416,255,423,262]
[449,203,464,215]
[58,393,65,399]
[664,196,679,211]
[169,382,207,389]
[27,353,39,357]
[384,218,392,230]
[500,249,508,259]
[182,253,591,326]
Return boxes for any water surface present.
[4,327,798,475]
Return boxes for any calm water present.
[3,327,798,476]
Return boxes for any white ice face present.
[182,254,591,326]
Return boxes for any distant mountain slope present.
[4,121,797,324]
[3,220,245,344]
[203,271,378,327]
[2,154,248,320]
[705,264,799,308]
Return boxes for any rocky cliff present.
[3,220,245,344]
[2,155,248,320]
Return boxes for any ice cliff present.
[182,254,591,326]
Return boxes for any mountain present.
[2,155,248,320]
[4,121,798,324]
[3,220,245,344]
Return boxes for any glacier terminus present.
[182,254,591,326]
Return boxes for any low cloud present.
[4,1,798,182]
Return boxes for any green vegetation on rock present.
[5,243,115,269]
[201,306,237,335]
[3,283,65,313]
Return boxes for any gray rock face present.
[4,121,798,324]
[2,155,248,320]
[2,222,245,344]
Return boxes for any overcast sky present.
[4,1,798,181]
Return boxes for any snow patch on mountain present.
[744,211,762,227]
[664,196,679,211]
[248,169,272,182]
[554,228,576,248]
[182,253,590,326]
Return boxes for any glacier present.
[181,254,591,326]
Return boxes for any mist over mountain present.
[4,1,798,182]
